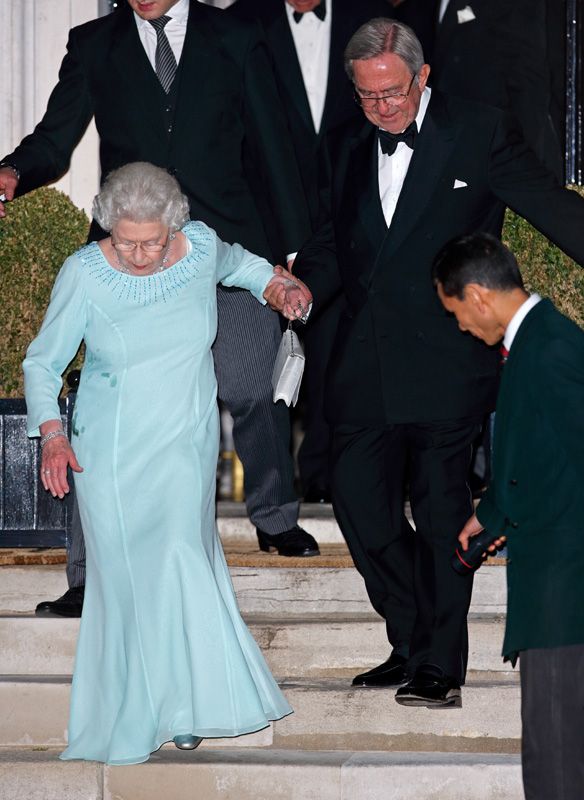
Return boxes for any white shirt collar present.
[503,293,542,351]
[133,0,190,31]
[415,86,430,133]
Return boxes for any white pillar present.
[0,0,101,215]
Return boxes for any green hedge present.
[0,187,89,397]
[0,185,582,398]
[503,185,584,328]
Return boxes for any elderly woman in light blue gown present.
[23,162,311,765]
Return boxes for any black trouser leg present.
[331,425,417,655]
[406,420,479,683]
[521,644,584,800]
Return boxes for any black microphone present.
[451,529,501,575]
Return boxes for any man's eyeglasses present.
[354,73,417,108]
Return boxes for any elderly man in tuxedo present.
[0,0,319,618]
[435,233,584,800]
[293,17,584,706]
[230,0,396,503]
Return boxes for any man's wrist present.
[0,162,21,181]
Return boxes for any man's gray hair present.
[344,19,425,82]
[92,162,190,232]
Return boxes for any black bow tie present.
[378,121,418,156]
[293,2,326,24]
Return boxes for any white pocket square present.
[453,179,468,189]
[457,6,476,23]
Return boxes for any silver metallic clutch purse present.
[272,322,305,407]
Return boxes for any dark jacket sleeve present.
[487,111,584,266]
[3,28,94,197]
[240,24,312,256]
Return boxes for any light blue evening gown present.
[23,221,292,765]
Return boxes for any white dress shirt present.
[285,1,332,134]
[503,294,542,352]
[439,0,451,23]
[378,86,431,229]
[133,0,190,68]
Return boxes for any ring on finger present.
[43,469,51,475]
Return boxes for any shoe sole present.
[260,547,320,557]
[395,690,462,709]
[34,609,82,618]
[352,678,410,689]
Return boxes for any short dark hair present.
[432,233,524,299]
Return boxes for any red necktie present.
[499,344,509,364]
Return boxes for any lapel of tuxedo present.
[109,7,168,145]
[319,3,346,138]
[368,91,456,282]
[434,0,461,60]
[170,2,227,142]
[267,6,316,136]
[492,301,547,450]
[344,123,388,268]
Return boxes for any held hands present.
[458,513,507,554]
[0,166,19,217]
[263,265,312,323]
[40,428,83,499]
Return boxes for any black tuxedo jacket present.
[4,1,310,261]
[476,300,584,660]
[392,0,440,63]
[431,0,563,176]
[294,91,584,426]
[229,0,394,228]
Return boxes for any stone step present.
[0,613,509,677]
[219,501,347,544]
[0,747,524,800]
[0,562,506,615]
[0,674,520,752]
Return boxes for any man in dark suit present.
[431,0,564,179]
[0,0,319,617]
[229,0,395,503]
[434,233,584,800]
[293,18,584,705]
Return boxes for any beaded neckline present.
[77,221,214,306]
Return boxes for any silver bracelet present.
[40,429,67,448]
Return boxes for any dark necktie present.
[293,1,326,24]
[499,344,510,364]
[148,16,177,94]
[378,121,418,156]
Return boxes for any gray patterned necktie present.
[148,16,177,94]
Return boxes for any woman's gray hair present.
[344,19,425,82]
[92,162,190,232]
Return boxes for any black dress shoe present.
[395,664,461,708]
[35,586,85,618]
[352,653,409,688]
[256,526,320,557]
[302,485,332,504]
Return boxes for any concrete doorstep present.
[0,748,524,800]
[0,674,520,753]
[0,613,511,677]
[0,562,507,616]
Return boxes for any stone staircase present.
[0,505,523,799]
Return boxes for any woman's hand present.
[40,428,83,499]
[263,266,313,322]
